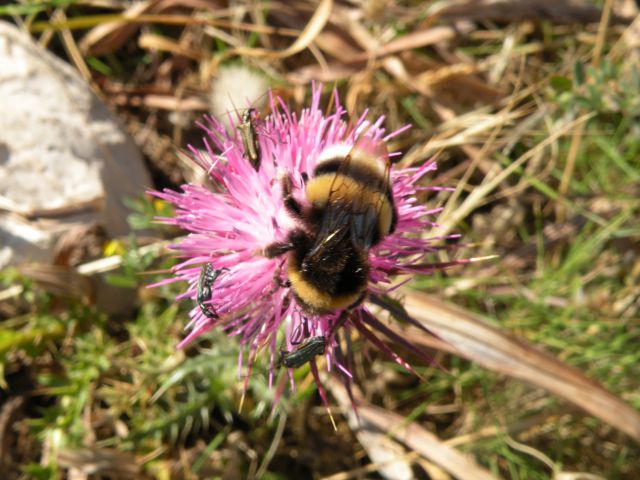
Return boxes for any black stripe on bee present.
[313,158,394,204]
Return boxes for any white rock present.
[0,21,151,268]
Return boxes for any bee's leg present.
[272,260,291,288]
[280,174,305,221]
[263,241,294,258]
[263,228,308,259]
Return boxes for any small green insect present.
[238,108,261,170]
[196,264,227,319]
[278,335,327,369]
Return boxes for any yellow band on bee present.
[287,260,363,313]
[305,175,394,236]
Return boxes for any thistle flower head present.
[152,86,459,391]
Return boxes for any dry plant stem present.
[368,307,457,355]
[233,0,333,59]
[138,33,203,60]
[76,239,175,275]
[422,107,527,160]
[437,55,527,236]
[0,396,24,465]
[17,264,92,301]
[504,435,556,474]
[367,25,462,60]
[53,9,92,84]
[254,412,287,480]
[431,0,631,25]
[382,55,497,177]
[112,93,209,111]
[557,474,607,480]
[392,290,640,442]
[76,0,153,55]
[0,285,23,303]
[445,411,569,447]
[435,112,595,239]
[0,196,102,218]
[329,378,498,480]
[320,451,421,480]
[592,0,615,66]
[31,13,301,36]
[205,0,332,76]
[248,1,272,50]
[608,11,640,60]
[556,122,585,223]
[56,448,141,477]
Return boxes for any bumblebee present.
[265,137,397,315]
[237,108,261,170]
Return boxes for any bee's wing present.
[351,140,391,249]
[319,137,391,250]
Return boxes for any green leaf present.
[21,464,56,480]
[0,0,77,16]
[550,76,572,93]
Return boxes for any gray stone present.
[0,21,151,268]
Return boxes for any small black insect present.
[238,108,261,170]
[196,263,227,319]
[278,335,326,369]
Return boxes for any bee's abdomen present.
[306,173,396,240]
[287,249,367,314]
[307,143,397,238]
[314,158,393,202]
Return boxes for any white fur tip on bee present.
[317,143,354,164]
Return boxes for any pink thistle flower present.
[151,85,464,395]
